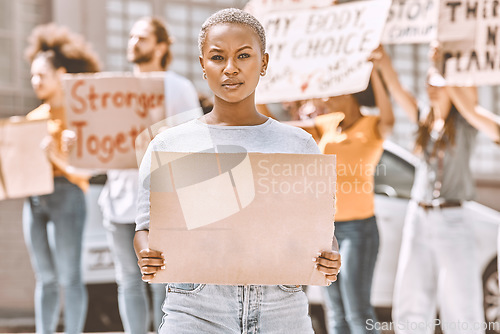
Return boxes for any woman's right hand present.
[137,248,165,282]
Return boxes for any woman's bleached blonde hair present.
[198,8,266,56]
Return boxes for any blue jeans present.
[23,176,87,334]
[159,284,314,333]
[322,216,380,334]
[104,221,166,334]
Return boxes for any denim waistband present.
[336,215,376,224]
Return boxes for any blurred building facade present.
[0,0,499,325]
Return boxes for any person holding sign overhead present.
[23,23,100,334]
[97,17,201,334]
[281,45,396,334]
[134,8,341,333]
[316,47,395,334]
[378,41,500,334]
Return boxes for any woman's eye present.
[211,55,223,61]
[238,53,250,59]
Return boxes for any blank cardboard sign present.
[0,118,53,200]
[148,152,336,286]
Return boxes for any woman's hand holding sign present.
[134,230,166,282]
[314,250,341,284]
[137,248,165,282]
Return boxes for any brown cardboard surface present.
[149,152,336,286]
[0,118,53,200]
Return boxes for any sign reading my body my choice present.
[62,73,165,169]
[255,0,391,104]
[439,0,500,86]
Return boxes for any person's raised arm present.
[369,55,394,138]
[373,45,419,123]
[446,86,500,143]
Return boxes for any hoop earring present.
[203,73,207,79]
[260,71,266,76]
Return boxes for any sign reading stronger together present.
[62,72,165,169]
[148,151,336,286]
[255,0,391,103]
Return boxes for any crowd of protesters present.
[17,2,500,334]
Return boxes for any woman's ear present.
[261,53,269,75]
[199,56,205,71]
[199,56,208,79]
[56,66,67,81]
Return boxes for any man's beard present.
[129,48,154,65]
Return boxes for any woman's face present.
[426,83,450,111]
[199,23,268,104]
[30,57,62,101]
[426,71,451,113]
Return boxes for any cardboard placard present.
[148,152,336,286]
[0,117,53,200]
[438,0,500,86]
[255,0,391,104]
[62,72,165,169]
[382,0,439,44]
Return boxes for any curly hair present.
[25,23,100,73]
[198,8,266,56]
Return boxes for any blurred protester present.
[379,41,500,334]
[317,46,394,334]
[97,16,201,334]
[275,45,394,334]
[24,23,100,334]
[286,45,394,334]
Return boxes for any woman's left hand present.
[314,250,341,284]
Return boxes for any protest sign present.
[62,72,165,169]
[244,0,332,16]
[148,152,336,285]
[255,0,391,104]
[0,117,53,200]
[438,0,500,86]
[382,0,439,44]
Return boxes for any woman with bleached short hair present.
[133,8,341,333]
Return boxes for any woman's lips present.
[222,82,243,89]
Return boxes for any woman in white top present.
[133,8,341,333]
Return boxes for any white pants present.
[393,201,485,334]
